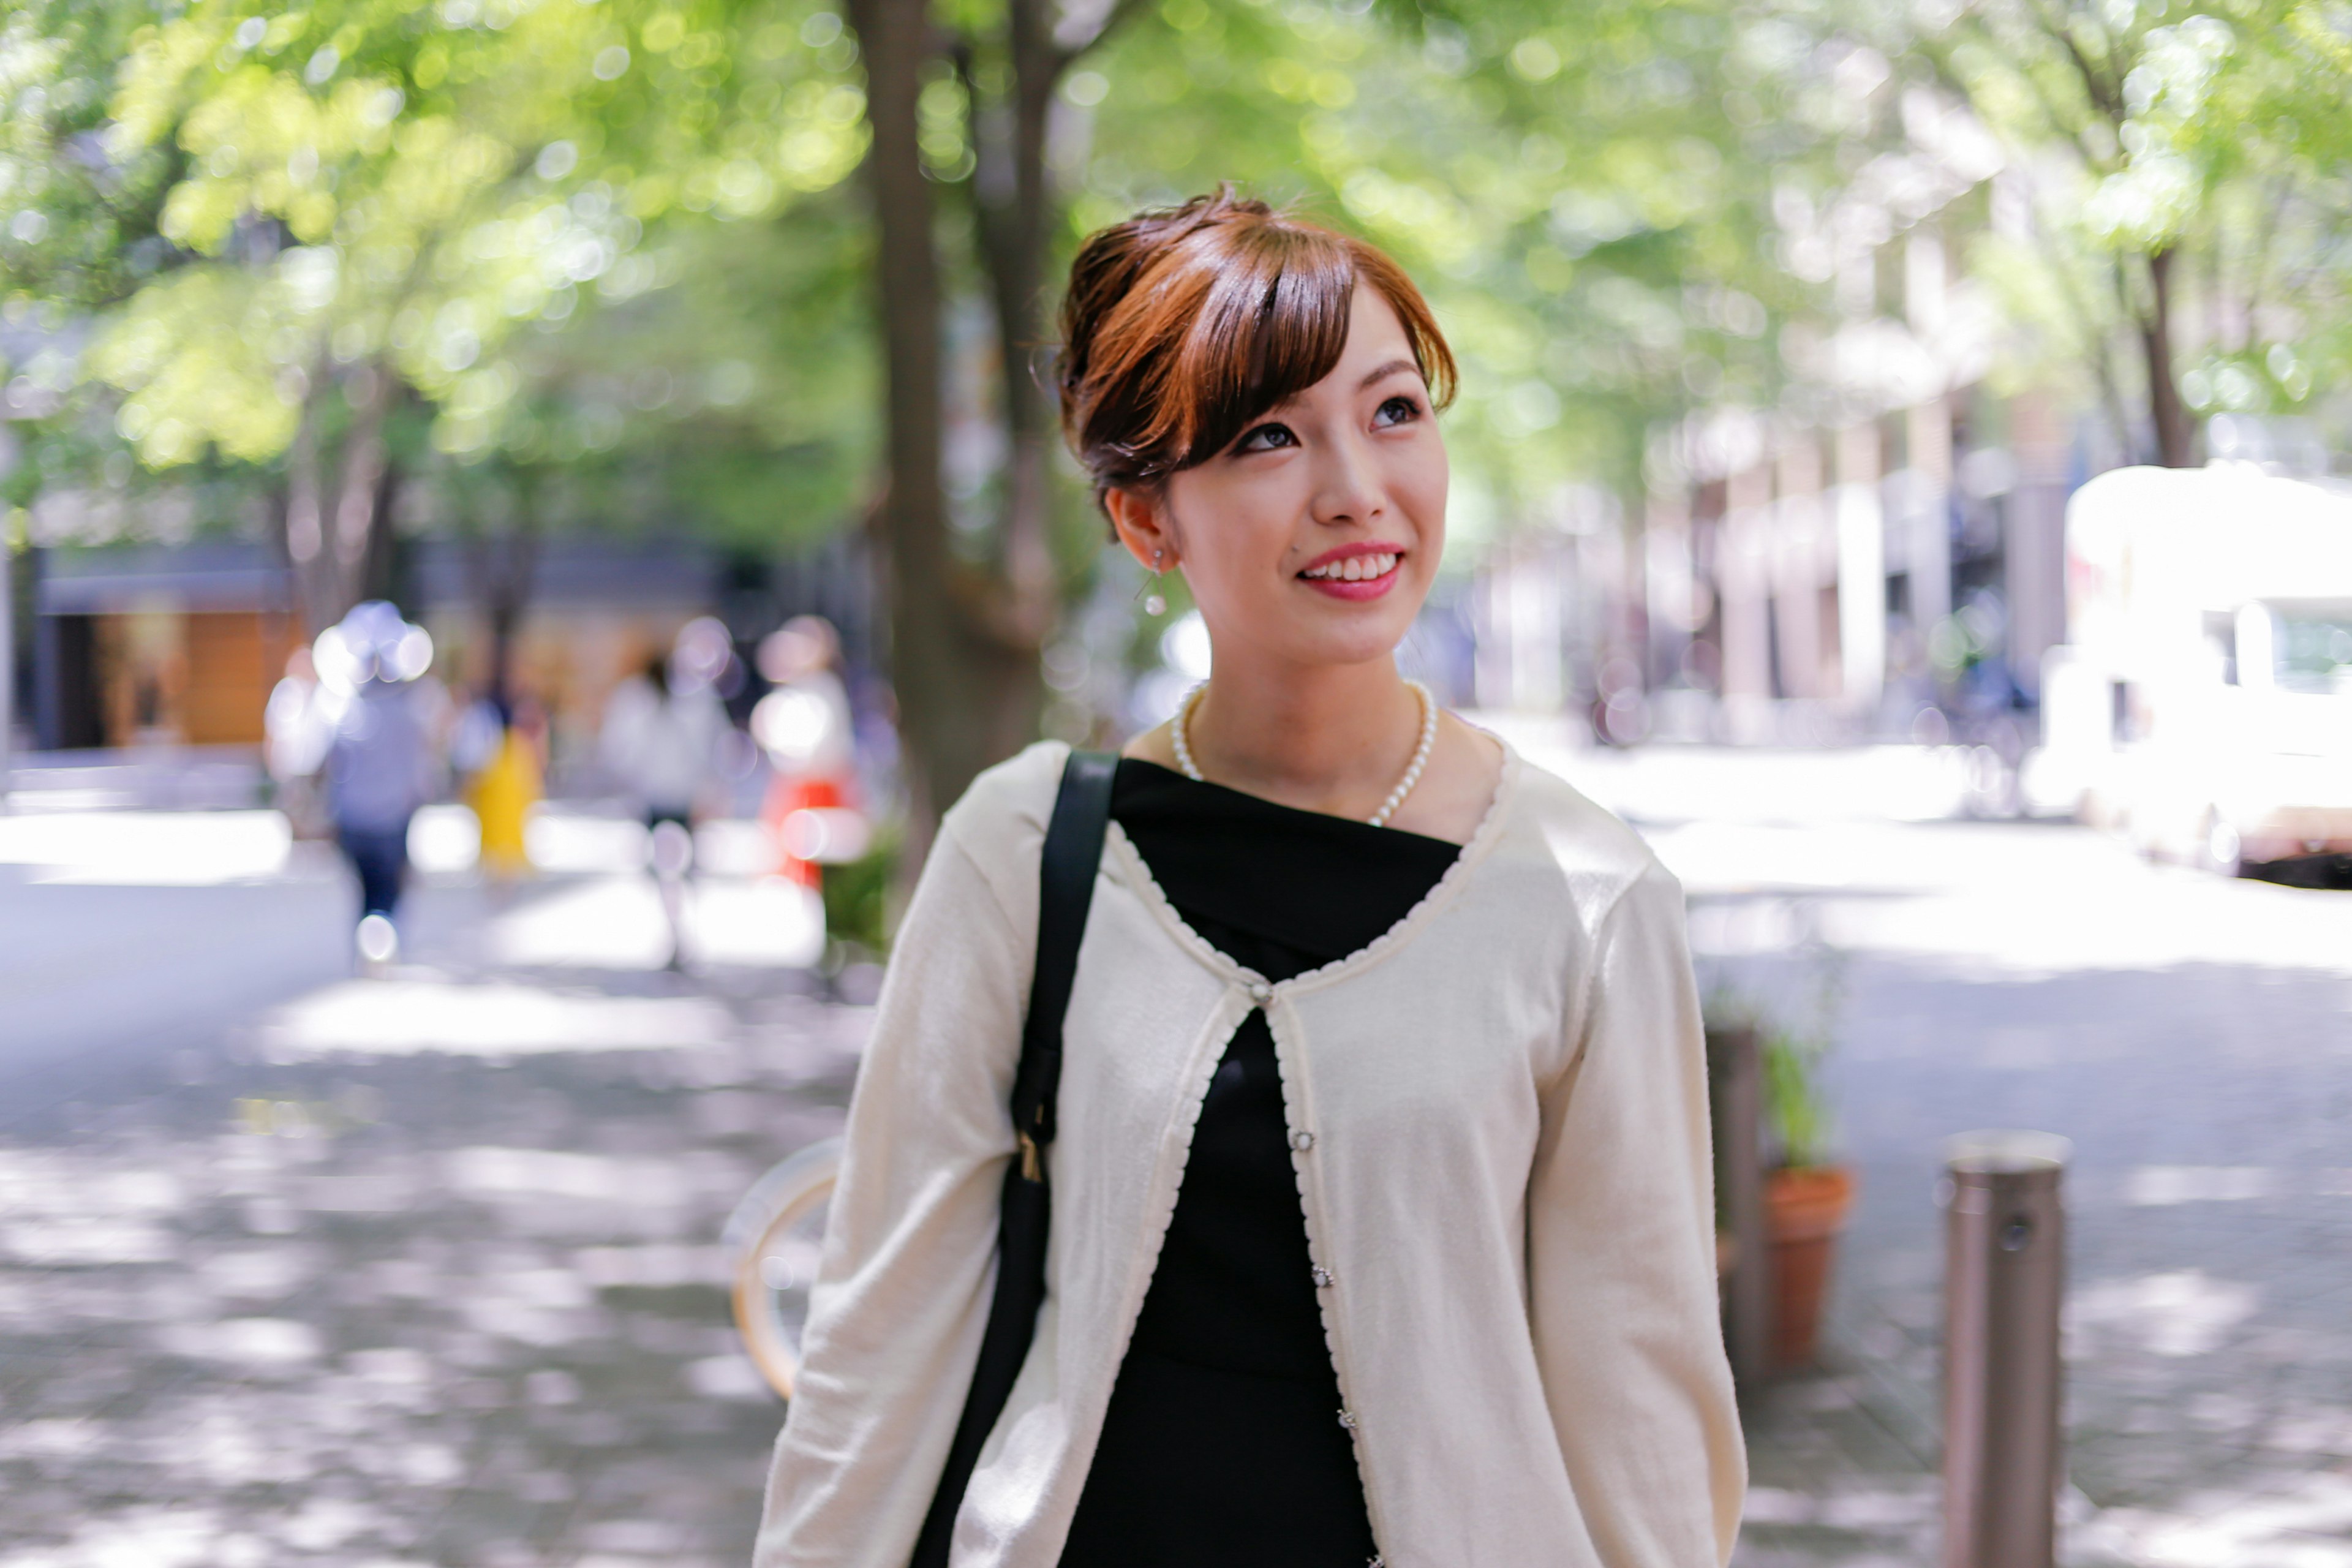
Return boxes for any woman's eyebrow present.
[1356,357,1422,391]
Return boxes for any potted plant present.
[1757,1007,1856,1370]
[1703,956,1857,1375]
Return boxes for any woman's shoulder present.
[935,739,1071,890]
[1487,744,1679,924]
[943,738,1069,826]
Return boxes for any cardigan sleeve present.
[1526,860,1746,1566]
[754,820,1032,1568]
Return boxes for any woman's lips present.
[1298,549,1402,601]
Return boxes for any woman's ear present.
[1104,486,1177,573]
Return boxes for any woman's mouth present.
[1297,549,1402,601]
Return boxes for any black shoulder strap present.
[911,748,1116,1568]
[1009,748,1118,1170]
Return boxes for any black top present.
[1058,760,1459,1568]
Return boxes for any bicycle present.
[722,1137,843,1400]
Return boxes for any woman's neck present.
[1184,659,1423,819]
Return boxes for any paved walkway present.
[4,753,2350,1566]
[0,823,854,1568]
[1,989,864,1568]
[1545,747,2352,1568]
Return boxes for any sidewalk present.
[1730,945,2352,1567]
[0,833,858,1567]
[1572,747,2352,1568]
[6,758,2352,1565]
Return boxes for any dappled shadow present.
[0,952,864,1566]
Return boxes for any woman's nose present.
[1309,434,1384,527]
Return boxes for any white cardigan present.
[756,740,1744,1567]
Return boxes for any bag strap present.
[1008,748,1118,1175]
[911,748,1116,1568]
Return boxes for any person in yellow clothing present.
[458,693,545,885]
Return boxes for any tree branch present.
[2236,168,2297,349]
[1050,0,1153,74]
[2020,0,2127,127]
[2011,161,2139,461]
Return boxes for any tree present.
[1075,1,1839,503]
[18,0,873,638]
[845,0,1840,837]
[1910,0,2352,466]
[841,0,1148,843]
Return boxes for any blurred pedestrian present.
[317,602,438,971]
[752,616,860,889]
[756,194,1743,1568]
[601,634,729,967]
[263,646,332,839]
[467,693,543,885]
[604,642,729,840]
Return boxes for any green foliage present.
[485,205,878,546]
[1903,0,2352,434]
[4,0,878,548]
[0,0,2050,573]
[821,817,901,958]
[85,0,869,468]
[1705,943,1847,1170]
[1075,0,1844,522]
[1760,1023,1833,1172]
[0,0,186,314]
[17,0,2352,597]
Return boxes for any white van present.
[2032,465,2352,873]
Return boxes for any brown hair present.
[1057,188,1457,503]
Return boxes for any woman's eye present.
[1234,423,1298,453]
[1373,394,1421,428]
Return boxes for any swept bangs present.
[1058,190,1457,501]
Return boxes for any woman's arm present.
[1527,861,1746,1566]
[755,821,1032,1568]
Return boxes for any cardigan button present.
[1247,982,1272,1005]
[1290,1130,1315,1152]
[1311,1265,1333,1288]
[1336,1408,1359,1430]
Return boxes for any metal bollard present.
[1706,1025,1768,1389]
[1940,1130,2070,1568]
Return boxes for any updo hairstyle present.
[1056,189,1457,510]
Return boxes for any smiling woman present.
[755,191,1744,1568]
[1063,191,1479,834]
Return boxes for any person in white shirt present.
[601,648,727,834]
[601,639,728,966]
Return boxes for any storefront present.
[32,543,297,752]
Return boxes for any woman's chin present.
[1268,618,1421,672]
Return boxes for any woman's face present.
[1121,284,1449,675]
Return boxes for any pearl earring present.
[1141,549,1167,617]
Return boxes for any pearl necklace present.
[1170,679,1439,830]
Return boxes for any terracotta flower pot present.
[1765,1164,1857,1370]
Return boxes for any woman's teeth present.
[1301,552,1398,582]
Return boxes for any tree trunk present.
[360,446,404,607]
[282,362,403,635]
[969,0,1065,635]
[484,544,533,714]
[850,0,1149,856]
[331,369,391,595]
[848,0,1040,856]
[466,510,540,713]
[2140,246,2196,468]
[284,380,335,636]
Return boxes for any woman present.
[753,615,862,891]
[756,192,1743,1567]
